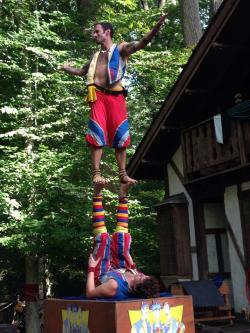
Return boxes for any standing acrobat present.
[60,16,166,185]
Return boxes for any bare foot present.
[94,181,107,197]
[93,173,107,185]
[119,182,134,198]
[120,174,137,185]
[92,169,110,187]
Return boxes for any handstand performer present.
[60,16,166,185]
[86,182,160,299]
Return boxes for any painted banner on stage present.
[129,302,185,333]
[62,304,89,333]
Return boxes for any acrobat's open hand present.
[88,254,101,268]
[57,63,70,71]
[155,14,167,29]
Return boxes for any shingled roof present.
[127,0,250,180]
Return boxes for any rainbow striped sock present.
[92,195,107,235]
[115,197,128,233]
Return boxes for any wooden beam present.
[192,201,209,279]
[169,159,185,185]
[236,120,247,165]
[160,125,179,132]
[237,185,250,267]
[212,42,250,51]
[184,163,250,186]
[141,159,163,166]
[182,115,214,132]
[164,161,170,197]
[224,212,246,270]
[184,88,209,95]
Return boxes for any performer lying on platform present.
[86,182,160,299]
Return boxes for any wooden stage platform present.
[44,295,195,333]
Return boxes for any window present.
[206,228,230,277]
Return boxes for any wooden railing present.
[181,117,250,181]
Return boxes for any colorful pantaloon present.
[85,90,130,148]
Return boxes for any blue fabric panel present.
[109,46,120,82]
[62,292,172,301]
[181,280,225,307]
[100,236,110,276]
[88,119,106,146]
[112,119,129,148]
[117,232,125,268]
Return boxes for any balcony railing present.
[181,117,250,181]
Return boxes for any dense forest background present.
[0,0,221,314]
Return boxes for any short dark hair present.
[95,22,114,38]
[131,276,160,298]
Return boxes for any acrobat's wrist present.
[152,26,159,34]
[88,267,95,273]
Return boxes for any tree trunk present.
[158,0,166,8]
[25,256,40,333]
[77,0,90,11]
[39,256,52,298]
[141,0,149,10]
[210,0,224,15]
[180,0,202,47]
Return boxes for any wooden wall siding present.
[172,205,193,275]
[157,204,192,276]
[158,208,177,275]
[158,209,176,275]
[242,121,250,158]
[181,118,250,180]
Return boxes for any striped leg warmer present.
[92,195,107,235]
[115,196,128,233]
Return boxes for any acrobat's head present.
[93,22,114,44]
[130,274,160,298]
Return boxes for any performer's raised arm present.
[120,14,166,56]
[86,254,118,298]
[59,62,90,76]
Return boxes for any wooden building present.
[127,0,250,312]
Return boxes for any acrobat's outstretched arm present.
[59,62,90,76]
[120,14,166,56]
